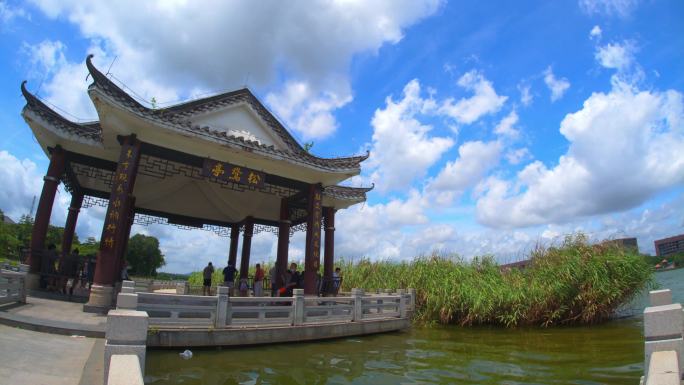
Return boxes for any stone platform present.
[0,296,106,337]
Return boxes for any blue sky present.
[0,0,682,273]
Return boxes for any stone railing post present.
[116,292,138,310]
[408,288,416,310]
[397,289,407,318]
[650,289,673,307]
[121,280,135,294]
[134,280,150,293]
[216,286,229,327]
[175,282,188,295]
[293,289,304,326]
[104,310,148,385]
[352,288,364,322]
[643,290,683,380]
[16,274,27,304]
[377,289,388,314]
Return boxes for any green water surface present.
[145,269,683,385]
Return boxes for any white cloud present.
[477,82,684,228]
[579,0,640,17]
[493,110,519,139]
[543,66,571,102]
[518,83,533,107]
[0,151,44,221]
[589,25,602,40]
[0,1,29,24]
[366,79,454,192]
[595,41,636,72]
[265,80,351,140]
[439,70,507,124]
[505,147,531,165]
[427,140,502,205]
[28,0,443,138]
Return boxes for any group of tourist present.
[39,244,97,295]
[201,261,343,297]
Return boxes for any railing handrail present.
[118,287,414,328]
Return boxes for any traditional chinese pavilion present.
[20,55,371,312]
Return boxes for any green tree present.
[0,210,21,260]
[125,234,165,276]
[78,237,99,257]
[15,214,34,247]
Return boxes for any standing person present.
[254,263,264,297]
[283,263,300,297]
[41,244,58,291]
[222,263,236,295]
[269,265,278,297]
[121,260,130,281]
[202,262,214,296]
[60,248,80,295]
[332,267,342,295]
[86,255,96,290]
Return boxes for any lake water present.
[145,268,683,385]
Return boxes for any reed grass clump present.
[340,234,653,327]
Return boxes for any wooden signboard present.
[201,159,265,188]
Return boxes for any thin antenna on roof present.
[106,56,118,76]
[29,196,36,218]
[35,74,46,97]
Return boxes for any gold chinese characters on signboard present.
[201,159,265,188]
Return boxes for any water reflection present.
[145,319,643,385]
[145,269,683,385]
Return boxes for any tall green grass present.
[340,234,654,327]
[184,234,652,327]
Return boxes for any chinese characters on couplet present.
[102,142,139,249]
[201,159,265,188]
[309,188,323,266]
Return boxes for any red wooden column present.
[85,136,141,312]
[323,207,336,294]
[115,196,136,280]
[59,192,84,265]
[28,146,66,281]
[303,184,323,295]
[239,217,254,279]
[228,224,240,268]
[275,198,290,289]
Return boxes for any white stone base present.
[84,284,114,313]
[644,337,684,379]
[104,342,146,383]
[107,355,144,385]
[25,272,40,290]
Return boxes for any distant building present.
[500,259,531,270]
[602,237,639,253]
[654,234,684,257]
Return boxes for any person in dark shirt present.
[284,262,300,297]
[41,244,58,290]
[222,263,236,295]
[202,262,214,296]
[86,256,96,289]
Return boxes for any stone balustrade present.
[641,288,683,384]
[116,281,415,328]
[104,309,148,385]
[0,269,27,305]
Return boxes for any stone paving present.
[0,324,101,385]
[0,296,106,336]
